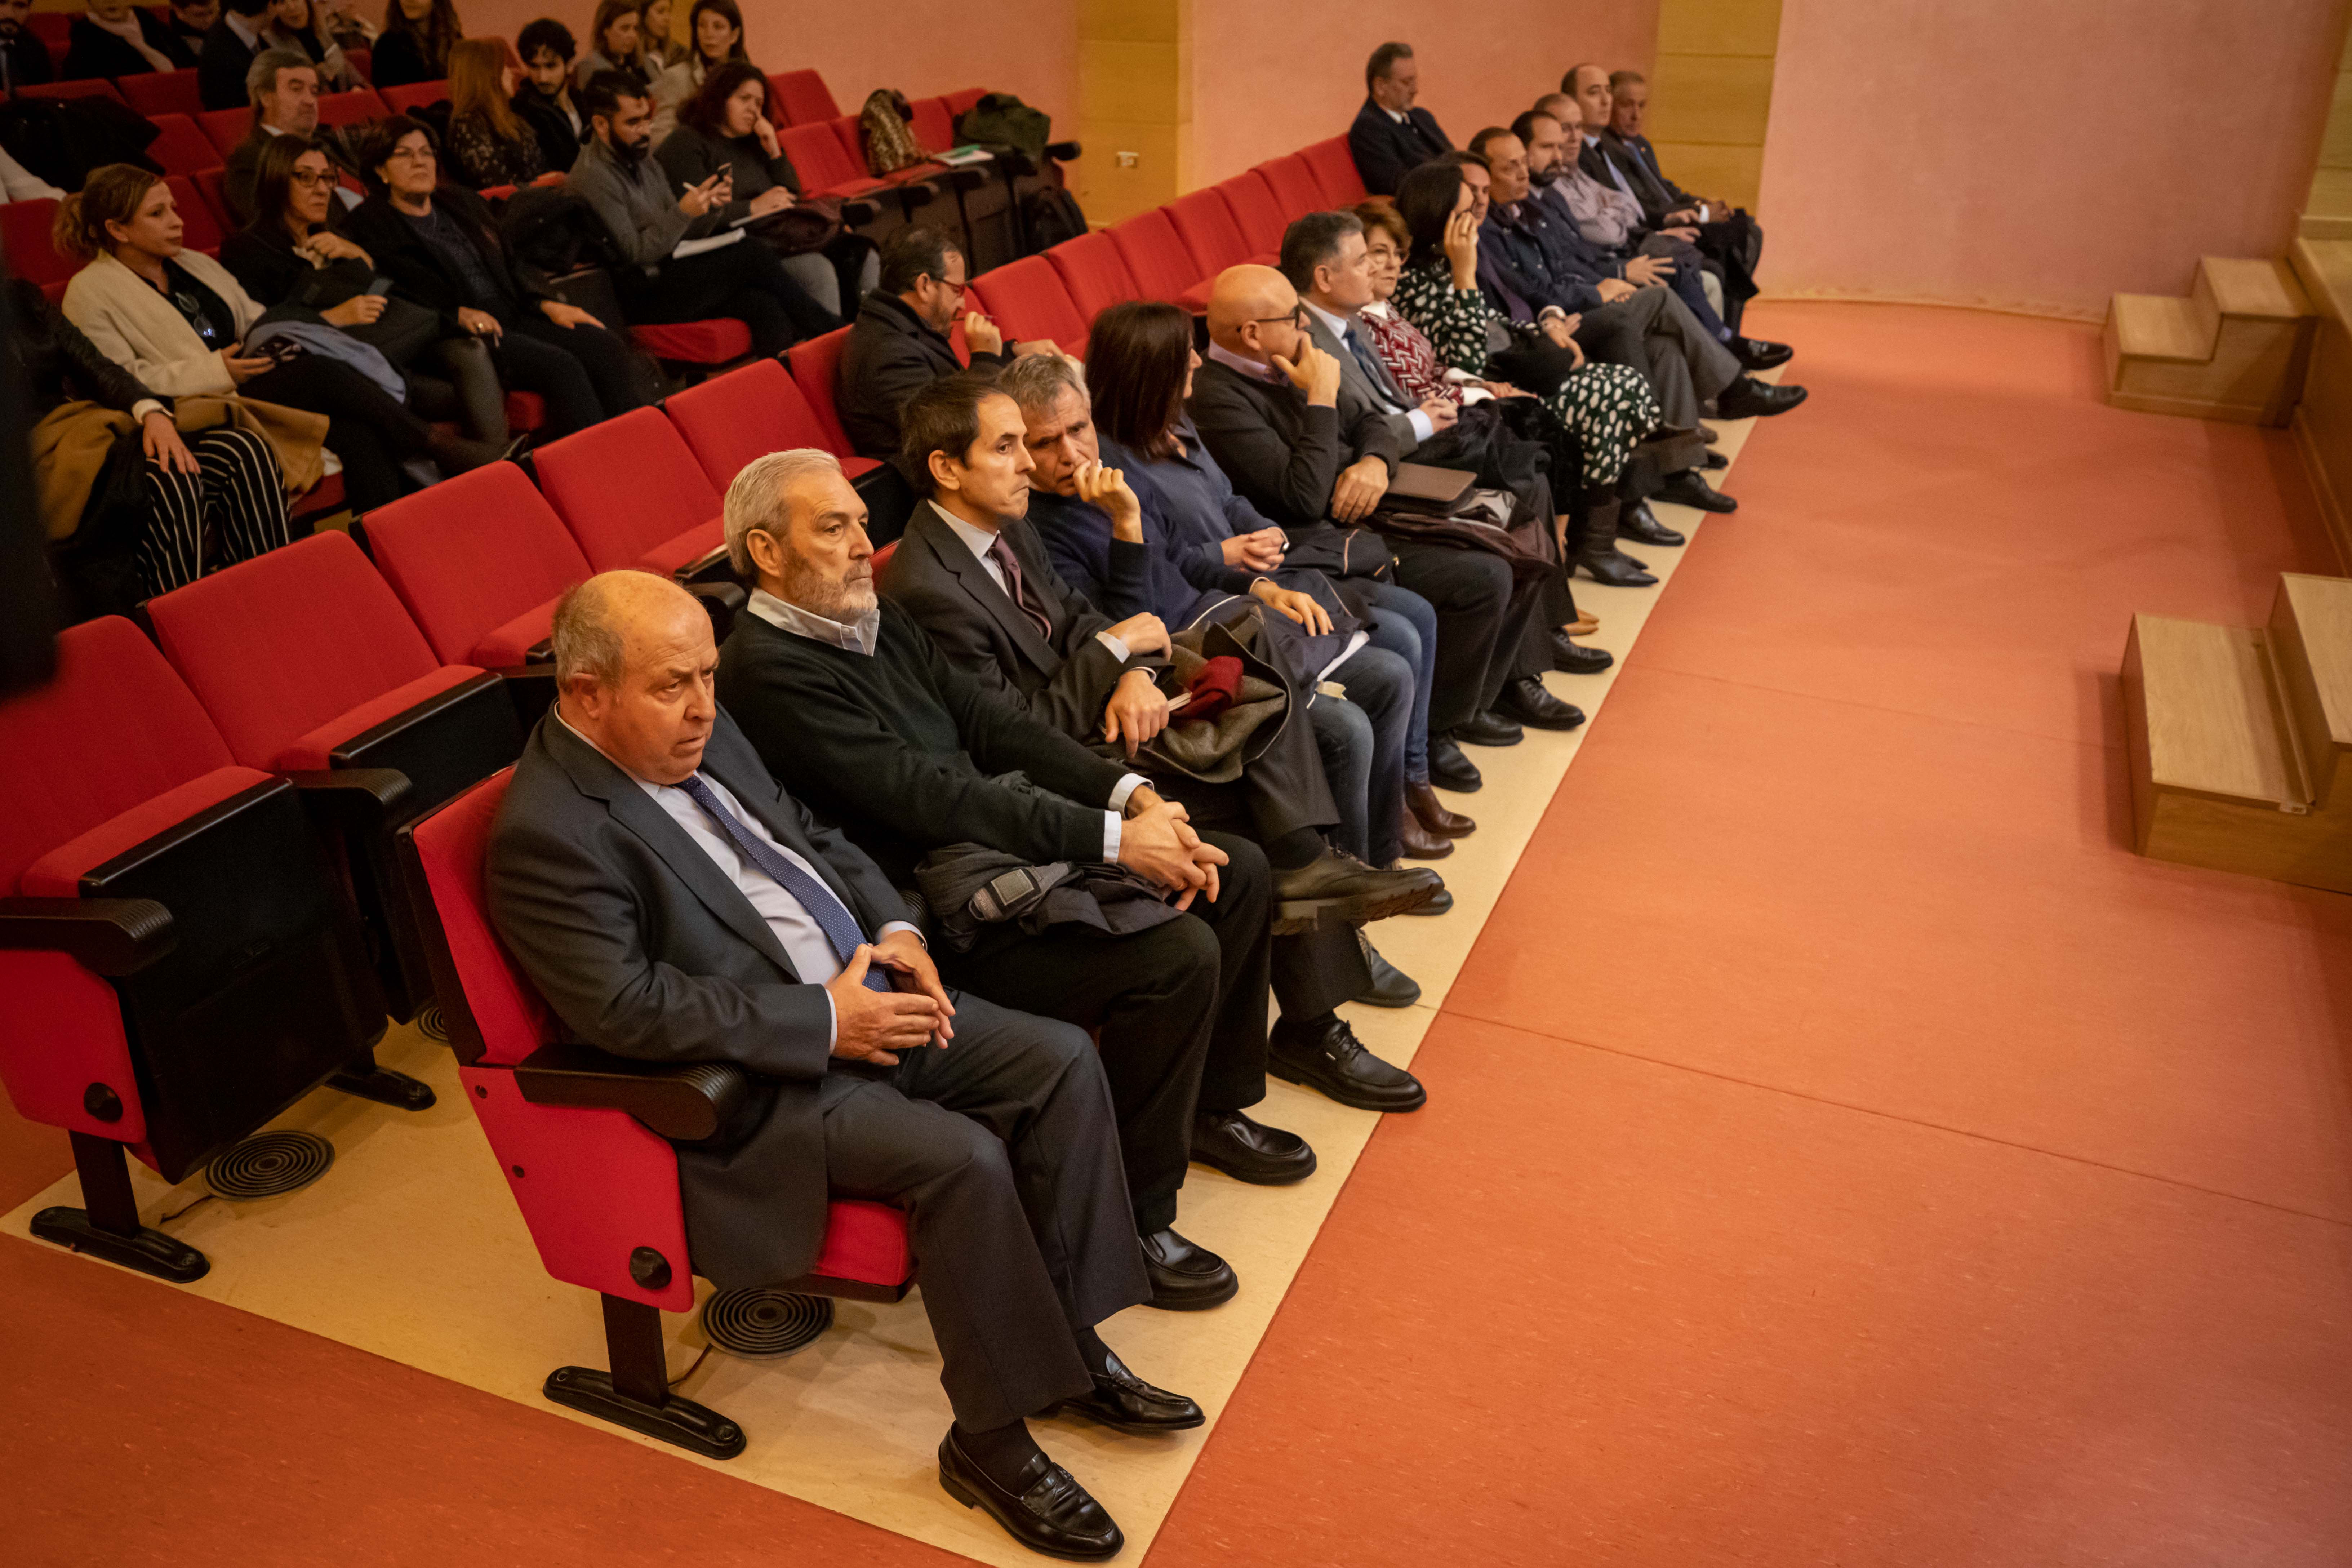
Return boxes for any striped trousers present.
[138,426,294,596]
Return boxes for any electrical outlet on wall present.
[1115,151,1139,169]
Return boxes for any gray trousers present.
[823,989,1150,1430]
[1576,283,1742,428]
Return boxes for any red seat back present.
[1108,208,1204,303]
[146,531,444,772]
[316,87,391,127]
[1217,170,1290,253]
[164,174,222,252]
[0,197,70,287]
[663,358,838,490]
[1255,153,1328,218]
[376,80,449,114]
[1166,187,1255,274]
[941,86,986,119]
[191,168,234,231]
[14,79,122,106]
[533,407,722,573]
[966,255,1090,355]
[778,121,869,194]
[0,617,234,895]
[364,463,592,667]
[119,68,205,120]
[787,325,858,453]
[405,772,552,1069]
[145,113,223,178]
[1046,231,1139,324]
[1302,135,1367,205]
[197,106,252,157]
[26,10,69,52]
[766,68,839,126]
[907,96,958,154]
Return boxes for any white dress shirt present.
[1303,299,1435,443]
[552,704,920,1044]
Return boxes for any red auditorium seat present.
[533,406,724,576]
[317,87,392,127]
[196,106,251,158]
[1217,170,1291,254]
[777,121,888,198]
[119,68,204,120]
[361,462,591,668]
[0,197,71,289]
[941,86,987,119]
[1109,208,1206,305]
[376,80,449,114]
[190,167,235,232]
[0,617,417,1286]
[346,45,370,83]
[787,325,863,455]
[1255,152,1330,217]
[145,530,530,1021]
[663,357,880,490]
[164,174,223,252]
[1167,186,1263,277]
[400,772,913,1459]
[1301,135,1368,205]
[966,254,1091,356]
[1047,231,1141,325]
[628,318,752,367]
[766,68,840,127]
[25,10,69,52]
[144,113,223,178]
[12,79,122,105]
[907,96,960,154]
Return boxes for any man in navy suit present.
[1347,41,1452,197]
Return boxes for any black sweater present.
[714,603,1129,887]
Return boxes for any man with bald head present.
[1188,262,1549,775]
[489,568,1193,1562]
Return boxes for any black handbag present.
[742,196,847,258]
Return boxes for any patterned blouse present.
[1391,257,1546,370]
[1356,302,1454,406]
[445,112,546,192]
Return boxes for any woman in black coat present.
[368,0,457,87]
[61,2,199,79]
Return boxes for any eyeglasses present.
[289,169,335,188]
[384,145,435,164]
[1249,305,1308,328]
[930,274,969,296]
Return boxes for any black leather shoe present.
[1268,1015,1427,1111]
[1053,1350,1205,1435]
[1716,377,1808,419]
[1453,711,1522,747]
[939,1429,1124,1560]
[1579,544,1656,587]
[1617,500,1685,546]
[1140,1228,1237,1310]
[1404,885,1453,916]
[1702,449,1729,470]
[1190,1109,1316,1184]
[1550,629,1613,674]
[1272,848,1441,931]
[1427,736,1483,791]
[1353,932,1421,1007]
[1497,675,1585,731]
[1733,337,1793,370]
[1656,469,1737,513]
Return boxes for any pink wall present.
[1183,1,1660,190]
[458,0,1078,127]
[1757,0,2351,319]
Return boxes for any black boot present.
[1580,532,1656,587]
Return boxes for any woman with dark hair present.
[62,0,199,79]
[346,116,649,439]
[443,35,543,187]
[223,133,507,441]
[1085,298,1471,853]
[646,0,745,140]
[636,0,676,71]
[575,0,646,89]
[263,0,359,89]
[369,0,458,88]
[58,163,505,512]
[1387,161,1672,594]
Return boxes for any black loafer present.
[1656,470,1737,514]
[1716,377,1808,419]
[1427,736,1482,792]
[1453,711,1522,747]
[1191,1109,1316,1184]
[939,1429,1124,1560]
[1497,676,1585,731]
[1702,449,1729,470]
[1054,1350,1205,1435]
[1353,933,1422,1007]
[1404,885,1453,916]
[1141,1227,1237,1310]
[1579,548,1656,587]
[1733,337,1793,370]
[1617,500,1686,546]
[1550,630,1613,674]
[1269,1014,1427,1112]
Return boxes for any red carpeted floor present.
[6,302,2351,1564]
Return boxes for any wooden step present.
[2200,255,2311,321]
[2125,614,2300,810]
[2269,573,2352,803]
[2111,292,2213,363]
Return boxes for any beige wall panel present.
[1655,0,1783,59]
[1647,53,1776,145]
[1079,0,1178,44]
[1071,121,1184,224]
[1650,141,1765,211]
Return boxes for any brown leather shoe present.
[1407,781,1476,838]
[1566,610,1601,636]
[1399,805,1454,860]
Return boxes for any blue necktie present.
[676,773,892,991]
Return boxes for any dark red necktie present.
[987,535,1055,642]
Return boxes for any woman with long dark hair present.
[646,0,746,140]
[369,0,459,88]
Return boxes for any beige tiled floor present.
[4,410,1764,1565]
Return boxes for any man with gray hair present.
[1347,40,1452,196]
[220,48,356,224]
[490,567,1193,1563]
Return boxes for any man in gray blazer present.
[486,570,1196,1562]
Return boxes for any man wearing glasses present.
[222,51,359,225]
[839,224,1061,466]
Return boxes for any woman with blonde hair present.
[443,35,543,187]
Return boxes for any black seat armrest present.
[684,580,746,643]
[839,195,881,226]
[491,665,559,730]
[0,896,176,975]
[513,1043,751,1141]
[285,768,413,833]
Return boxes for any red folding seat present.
[146,531,531,1021]
[189,167,235,232]
[0,617,420,1285]
[1301,135,1368,205]
[1047,231,1140,325]
[1217,170,1291,254]
[1,197,72,289]
[14,79,122,106]
[197,106,252,158]
[376,80,449,114]
[1255,152,1329,218]
[908,96,959,154]
[1108,208,1205,305]
[777,121,887,198]
[26,10,70,53]
[164,174,223,252]
[145,112,223,178]
[629,317,752,368]
[941,86,987,119]
[316,87,391,127]
[346,45,370,83]
[1166,186,1260,276]
[361,462,591,668]
[533,406,725,577]
[966,255,1091,356]
[765,68,839,127]
[399,773,913,1458]
[786,325,861,455]
[663,357,880,490]
[119,68,204,120]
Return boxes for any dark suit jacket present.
[0,29,52,90]
[512,87,583,175]
[196,19,257,111]
[62,13,197,80]
[344,186,556,334]
[485,707,914,1285]
[838,290,1008,461]
[1346,97,1450,198]
[1186,355,1399,532]
[1580,134,1681,227]
[1303,308,1421,451]
[1608,131,1694,209]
